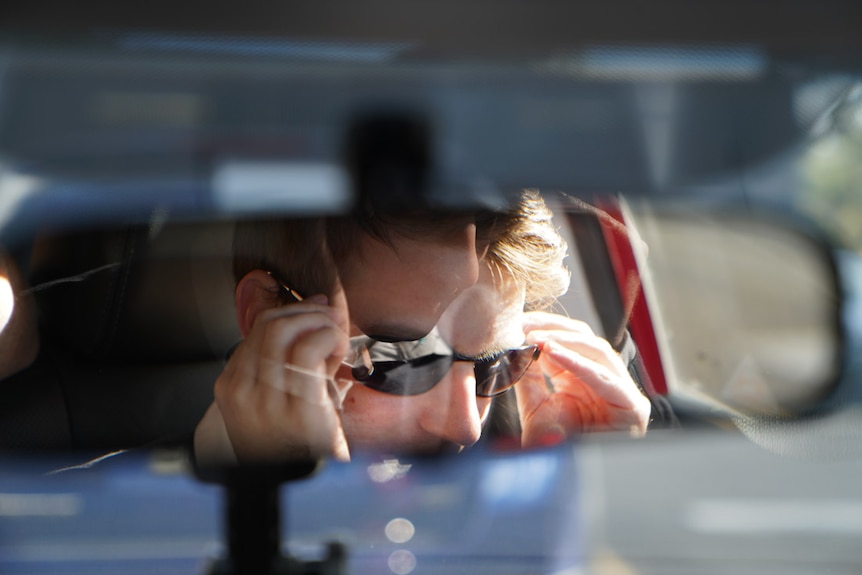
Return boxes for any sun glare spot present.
[385,517,415,544]
[0,276,13,334]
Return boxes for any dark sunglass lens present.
[508,345,540,376]
[355,355,453,396]
[475,346,540,397]
[475,365,508,397]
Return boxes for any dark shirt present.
[617,330,679,429]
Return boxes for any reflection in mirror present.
[12,188,846,467]
[626,202,842,417]
[195,190,672,468]
[2,190,684,465]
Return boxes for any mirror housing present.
[621,200,844,418]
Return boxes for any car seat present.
[0,219,239,450]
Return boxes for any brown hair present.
[233,217,337,301]
[233,207,491,300]
[232,190,568,309]
[484,189,570,310]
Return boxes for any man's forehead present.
[437,278,526,355]
[387,213,478,244]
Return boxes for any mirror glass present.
[0,190,846,466]
[625,203,842,417]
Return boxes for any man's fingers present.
[253,301,344,330]
[217,307,347,413]
[513,364,552,421]
[210,299,352,462]
[255,312,345,393]
[282,327,350,405]
[255,310,343,362]
[522,311,596,335]
[519,312,651,438]
[526,330,629,376]
[539,341,648,413]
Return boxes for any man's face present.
[337,265,527,455]
[339,222,482,341]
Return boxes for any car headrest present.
[29,220,240,364]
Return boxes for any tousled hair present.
[233,217,337,301]
[232,189,570,310]
[484,189,570,311]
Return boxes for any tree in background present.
[801,91,862,252]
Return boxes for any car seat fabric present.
[0,220,239,450]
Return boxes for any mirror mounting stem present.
[203,464,346,575]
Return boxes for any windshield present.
[1,5,862,573]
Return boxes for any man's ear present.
[235,269,281,338]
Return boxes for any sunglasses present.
[270,272,540,397]
[346,334,540,397]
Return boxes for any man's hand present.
[515,311,651,447]
[195,297,351,464]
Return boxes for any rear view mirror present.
[1,190,848,466]
[625,202,843,418]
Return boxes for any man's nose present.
[418,362,484,448]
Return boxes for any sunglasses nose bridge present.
[344,339,374,378]
[450,358,478,380]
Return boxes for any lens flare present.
[387,549,416,575]
[385,517,415,544]
[0,276,13,334]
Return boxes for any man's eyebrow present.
[363,324,431,343]
[367,334,419,343]
[453,342,508,361]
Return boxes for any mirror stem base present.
[203,464,346,575]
